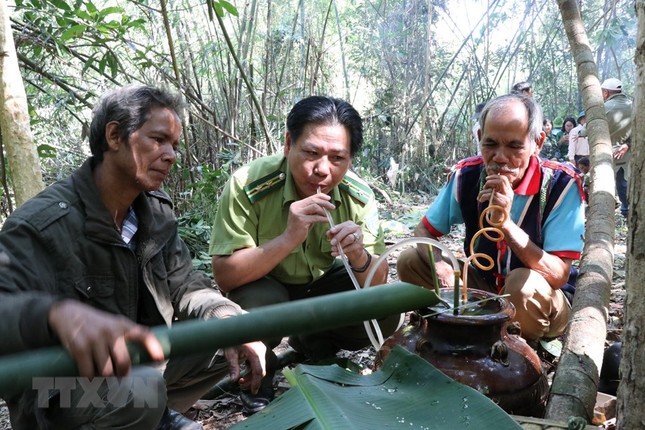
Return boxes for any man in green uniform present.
[209,95,400,413]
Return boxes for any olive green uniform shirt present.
[605,92,633,170]
[209,154,384,285]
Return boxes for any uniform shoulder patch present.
[243,170,286,204]
[339,173,371,205]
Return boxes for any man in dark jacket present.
[0,85,266,429]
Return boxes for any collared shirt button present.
[58,202,68,209]
[279,173,285,180]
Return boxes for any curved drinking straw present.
[462,189,507,302]
[319,187,385,349]
[361,189,508,349]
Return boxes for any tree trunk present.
[261,0,271,113]
[546,0,616,422]
[299,0,306,96]
[332,0,350,101]
[214,10,272,148]
[0,0,44,207]
[159,0,195,183]
[269,4,300,115]
[616,2,645,428]
[309,0,333,95]
[417,0,433,163]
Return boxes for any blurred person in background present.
[601,78,633,218]
[511,81,533,97]
[567,111,588,164]
[540,118,560,160]
[557,117,577,161]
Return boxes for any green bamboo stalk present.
[213,8,273,148]
[0,282,438,396]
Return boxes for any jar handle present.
[506,321,522,336]
[490,340,510,366]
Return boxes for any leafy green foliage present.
[175,164,230,275]
[178,216,214,274]
[7,0,637,226]
[207,0,239,20]
[36,144,57,159]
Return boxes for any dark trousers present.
[616,166,629,217]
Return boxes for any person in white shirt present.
[567,111,589,164]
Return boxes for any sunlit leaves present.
[206,0,239,20]
[60,24,86,42]
[49,0,71,12]
[219,0,239,17]
[592,16,636,56]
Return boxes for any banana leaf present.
[233,346,521,430]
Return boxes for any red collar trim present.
[513,156,540,196]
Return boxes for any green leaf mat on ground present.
[233,346,522,429]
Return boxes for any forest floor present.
[0,194,628,430]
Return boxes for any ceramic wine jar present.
[376,288,549,417]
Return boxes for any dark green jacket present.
[605,92,633,167]
[0,158,241,356]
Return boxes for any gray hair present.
[479,94,543,143]
[89,85,184,162]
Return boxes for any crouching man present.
[0,85,265,429]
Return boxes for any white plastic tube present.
[320,191,384,349]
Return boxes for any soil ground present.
[0,197,628,430]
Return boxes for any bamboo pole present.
[213,10,272,148]
[546,0,615,422]
[0,282,438,396]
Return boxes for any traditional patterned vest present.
[454,156,584,292]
